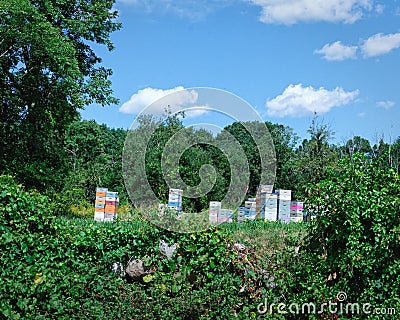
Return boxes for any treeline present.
[2,111,399,212]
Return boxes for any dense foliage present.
[1,2,400,318]
[0,0,120,190]
[299,154,400,316]
[0,175,306,319]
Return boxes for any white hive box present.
[277,189,291,201]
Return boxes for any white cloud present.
[179,106,210,119]
[119,87,198,114]
[248,0,373,25]
[376,100,395,109]
[314,32,400,60]
[314,41,358,61]
[361,33,400,57]
[266,84,359,117]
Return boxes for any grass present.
[61,206,308,266]
[220,220,307,257]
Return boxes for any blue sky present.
[81,0,400,145]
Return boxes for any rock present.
[232,243,246,251]
[125,257,146,279]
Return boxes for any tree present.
[0,0,121,190]
[62,120,127,204]
[292,114,338,196]
[342,135,372,159]
[265,121,298,191]
[223,122,261,196]
[224,121,276,197]
[390,137,400,174]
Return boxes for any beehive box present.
[94,188,118,221]
[209,201,221,224]
[277,189,291,201]
[168,188,183,211]
[264,207,277,221]
[218,209,233,223]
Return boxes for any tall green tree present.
[62,120,127,204]
[0,0,121,190]
[390,137,400,174]
[223,122,265,197]
[292,114,338,196]
[342,135,372,159]
[265,121,298,191]
[371,137,400,173]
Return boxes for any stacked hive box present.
[218,209,233,223]
[290,201,304,222]
[277,189,291,224]
[264,193,278,221]
[244,199,257,220]
[209,201,221,224]
[256,184,273,217]
[260,185,273,193]
[168,188,183,212]
[94,187,107,221]
[105,191,119,221]
[237,206,245,223]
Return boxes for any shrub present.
[0,175,56,318]
[0,177,266,319]
[295,154,400,318]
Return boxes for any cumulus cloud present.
[248,0,373,25]
[315,32,400,60]
[182,108,210,118]
[266,84,359,117]
[361,33,400,57]
[376,100,395,109]
[314,41,358,61]
[119,87,198,114]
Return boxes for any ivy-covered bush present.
[1,175,275,319]
[0,175,55,318]
[293,154,400,318]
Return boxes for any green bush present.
[3,165,398,319]
[0,175,55,318]
[289,154,400,319]
[0,177,276,319]
[0,175,55,234]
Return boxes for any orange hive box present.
[105,205,116,213]
[96,191,106,197]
